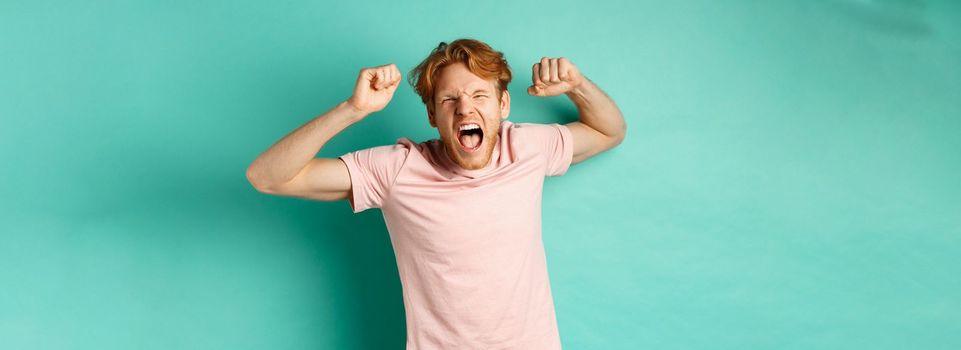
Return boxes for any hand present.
[527,57,585,97]
[347,63,402,115]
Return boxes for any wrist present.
[565,77,590,99]
[339,100,370,121]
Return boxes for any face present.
[429,62,510,170]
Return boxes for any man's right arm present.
[245,63,402,201]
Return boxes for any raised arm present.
[528,57,626,164]
[245,63,402,201]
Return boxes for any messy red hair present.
[408,38,512,117]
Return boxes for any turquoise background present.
[2,0,960,349]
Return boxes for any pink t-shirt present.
[338,120,573,350]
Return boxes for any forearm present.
[246,100,367,187]
[565,77,626,139]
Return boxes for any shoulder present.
[350,138,417,158]
[338,138,419,175]
[507,121,570,137]
[505,121,572,149]
[503,121,574,176]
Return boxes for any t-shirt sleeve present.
[514,122,574,177]
[337,143,410,213]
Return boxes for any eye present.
[474,95,487,99]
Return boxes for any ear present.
[427,106,437,128]
[499,89,511,120]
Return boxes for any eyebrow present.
[440,88,491,98]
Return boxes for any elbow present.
[612,131,625,147]
[609,122,626,148]
[246,167,270,193]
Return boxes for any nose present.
[454,95,474,116]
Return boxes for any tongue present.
[459,133,481,149]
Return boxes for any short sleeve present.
[338,143,410,213]
[512,122,574,177]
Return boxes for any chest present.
[381,166,546,253]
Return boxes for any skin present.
[429,62,510,170]
[246,56,626,202]
[529,57,626,165]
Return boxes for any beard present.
[443,120,502,170]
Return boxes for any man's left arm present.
[528,57,627,164]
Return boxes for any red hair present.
[408,38,512,116]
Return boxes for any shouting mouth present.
[457,123,484,153]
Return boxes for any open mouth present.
[456,123,484,153]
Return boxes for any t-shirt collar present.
[437,120,508,178]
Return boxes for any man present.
[246,38,625,349]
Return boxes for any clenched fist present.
[527,57,585,97]
[347,63,402,115]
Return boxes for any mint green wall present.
[2,1,959,349]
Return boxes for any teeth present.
[459,123,480,131]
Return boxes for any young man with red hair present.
[247,38,625,349]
